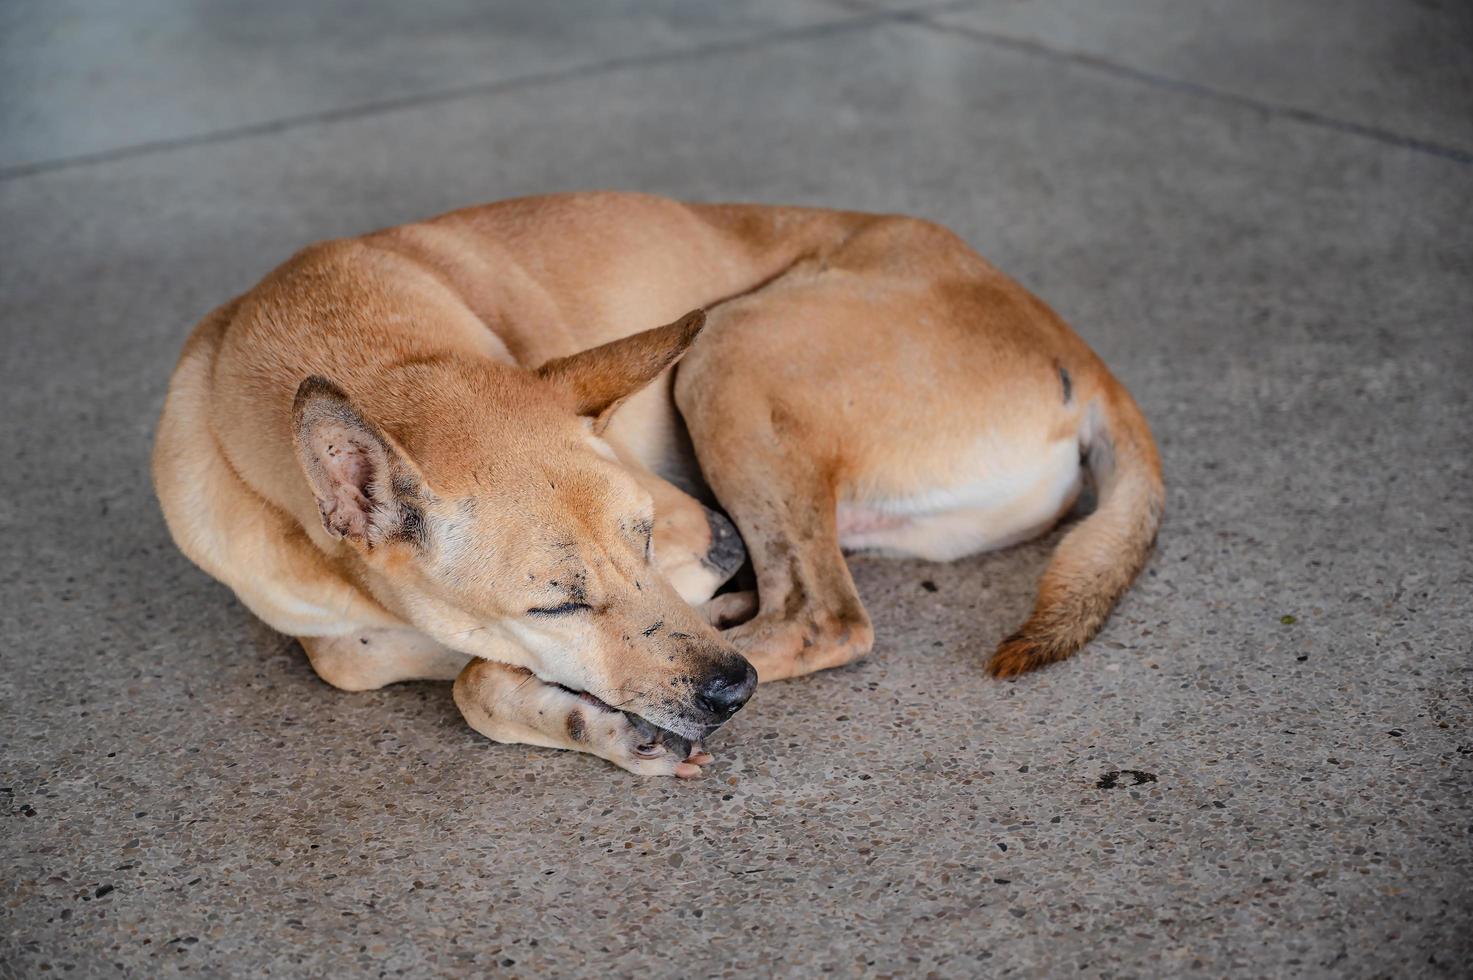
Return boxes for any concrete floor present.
[2,1,1471,976]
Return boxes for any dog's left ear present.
[538,309,706,433]
[292,376,426,551]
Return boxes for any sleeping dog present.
[153,192,1163,777]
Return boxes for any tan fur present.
[153,192,1163,776]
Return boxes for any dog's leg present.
[715,481,872,682]
[704,589,759,629]
[299,627,470,691]
[453,658,713,778]
[674,403,872,682]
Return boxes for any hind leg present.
[725,511,873,682]
[676,378,873,683]
[676,214,1123,680]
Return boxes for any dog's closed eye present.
[528,602,592,616]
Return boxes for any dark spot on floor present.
[920,579,938,592]
[1097,769,1158,789]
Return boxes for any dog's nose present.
[694,656,758,722]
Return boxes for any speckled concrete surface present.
[2,2,1471,977]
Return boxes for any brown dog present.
[152,192,1163,777]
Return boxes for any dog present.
[152,192,1163,777]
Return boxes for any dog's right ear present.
[537,309,706,433]
[292,376,423,550]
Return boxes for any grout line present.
[5,0,1466,181]
[897,12,1473,167]
[0,3,968,184]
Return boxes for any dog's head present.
[290,310,755,738]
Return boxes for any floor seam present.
[898,13,1473,167]
[9,1,1464,181]
[0,2,966,184]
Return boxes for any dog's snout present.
[693,656,758,722]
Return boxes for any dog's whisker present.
[489,672,538,711]
[607,688,649,710]
[448,625,487,639]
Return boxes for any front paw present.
[575,704,713,778]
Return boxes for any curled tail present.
[988,378,1164,678]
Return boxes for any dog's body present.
[153,192,1162,776]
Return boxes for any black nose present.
[693,656,758,722]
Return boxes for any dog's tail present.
[987,374,1164,677]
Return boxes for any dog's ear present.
[537,309,706,433]
[292,376,425,551]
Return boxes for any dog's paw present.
[704,589,758,629]
[723,610,871,682]
[576,704,713,778]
